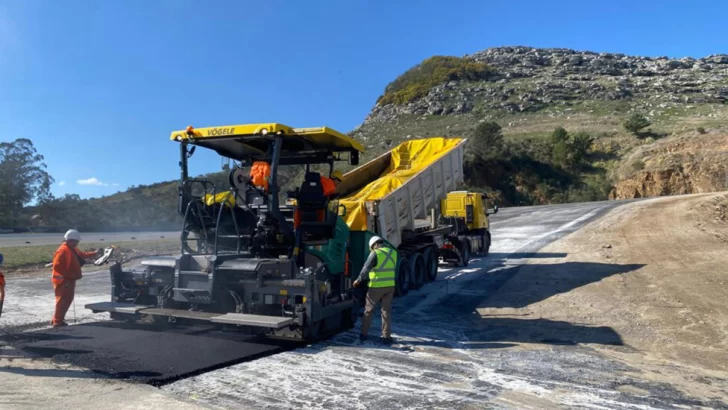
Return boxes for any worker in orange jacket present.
[51,230,101,327]
[320,170,344,198]
[250,161,271,192]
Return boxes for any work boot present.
[359,334,367,342]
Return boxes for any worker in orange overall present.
[250,161,271,192]
[51,230,101,327]
[320,170,343,198]
[0,253,5,319]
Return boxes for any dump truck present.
[86,123,497,341]
[335,137,498,296]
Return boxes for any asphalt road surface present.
[3,199,721,409]
[0,231,178,247]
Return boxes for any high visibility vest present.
[369,246,397,288]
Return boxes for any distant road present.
[0,231,179,247]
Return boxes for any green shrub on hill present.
[470,121,505,160]
[377,56,497,105]
[463,122,610,205]
[623,113,651,135]
[549,128,594,170]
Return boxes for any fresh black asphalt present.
[3,321,291,385]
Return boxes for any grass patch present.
[1,239,179,271]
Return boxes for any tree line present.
[0,139,54,228]
[0,138,311,232]
[0,138,182,231]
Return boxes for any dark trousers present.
[360,286,395,338]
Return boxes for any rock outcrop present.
[360,46,728,127]
[611,133,728,199]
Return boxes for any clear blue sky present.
[1,0,726,199]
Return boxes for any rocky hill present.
[352,46,728,204]
[362,47,728,123]
[25,47,728,231]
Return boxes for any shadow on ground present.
[348,253,648,350]
[477,261,645,309]
[467,318,624,346]
[486,252,568,259]
[0,366,101,379]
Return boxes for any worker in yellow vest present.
[353,236,397,344]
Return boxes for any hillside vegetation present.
[5,46,728,230]
[378,56,497,105]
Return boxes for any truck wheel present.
[422,247,438,282]
[482,232,491,256]
[395,257,412,297]
[458,242,470,267]
[408,253,425,290]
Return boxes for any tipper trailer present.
[86,123,497,341]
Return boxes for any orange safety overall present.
[51,243,96,326]
[250,161,271,192]
[320,176,336,197]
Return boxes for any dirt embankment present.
[478,192,728,398]
[611,132,728,199]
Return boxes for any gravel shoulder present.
[477,192,728,402]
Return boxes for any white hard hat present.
[369,236,383,249]
[64,229,81,241]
